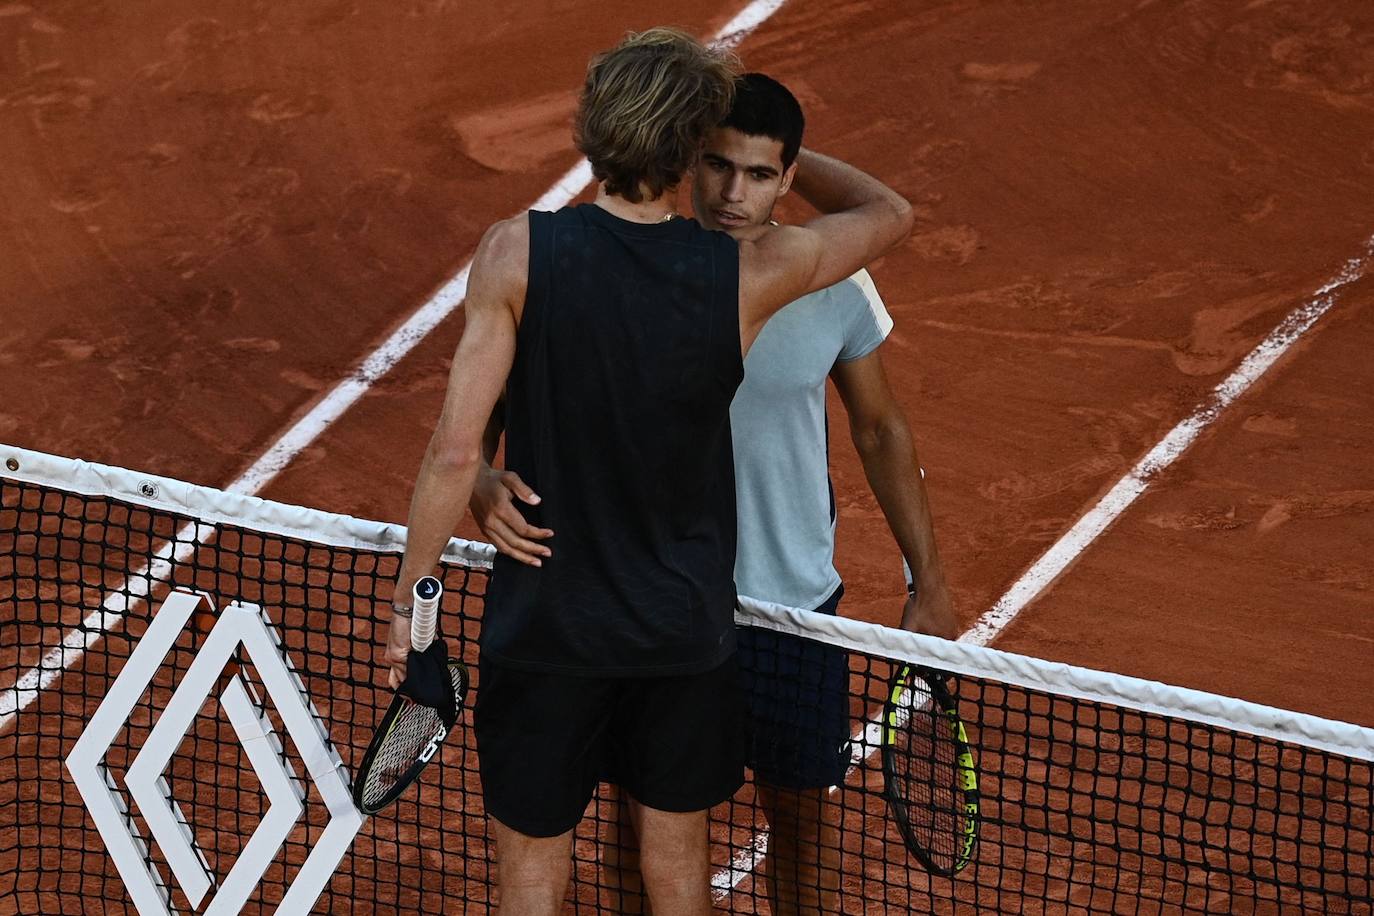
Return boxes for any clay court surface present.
[2,0,1373,910]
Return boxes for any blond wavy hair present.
[575,28,739,203]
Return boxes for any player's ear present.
[777,161,798,197]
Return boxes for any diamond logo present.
[66,590,364,914]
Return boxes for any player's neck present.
[594,184,679,224]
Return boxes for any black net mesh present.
[2,470,1372,913]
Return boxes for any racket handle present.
[410,575,442,652]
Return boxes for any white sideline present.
[961,235,1373,647]
[709,239,1374,896]
[0,0,796,736]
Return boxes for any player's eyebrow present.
[703,152,779,178]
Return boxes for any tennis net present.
[2,444,1371,914]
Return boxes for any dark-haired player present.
[696,71,956,913]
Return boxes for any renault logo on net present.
[65,590,364,914]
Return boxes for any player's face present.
[692,127,797,231]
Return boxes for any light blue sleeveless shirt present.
[731,269,891,610]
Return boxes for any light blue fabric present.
[732,269,891,609]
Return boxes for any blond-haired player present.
[382,31,914,915]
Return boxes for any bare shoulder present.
[737,223,820,287]
[737,224,824,327]
[739,223,818,260]
[468,214,529,316]
[475,214,530,277]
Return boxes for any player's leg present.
[636,804,712,915]
[489,821,575,914]
[755,783,842,913]
[738,584,850,913]
[474,659,615,912]
[610,655,745,915]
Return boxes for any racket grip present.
[410,575,442,652]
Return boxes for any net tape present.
[2,444,1372,914]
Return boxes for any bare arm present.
[381,216,525,685]
[831,350,956,639]
[738,150,913,351]
[788,148,913,241]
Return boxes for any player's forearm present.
[852,414,948,594]
[791,148,912,224]
[394,440,482,607]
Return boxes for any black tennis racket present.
[354,575,466,815]
[881,662,979,875]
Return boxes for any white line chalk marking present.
[961,236,1373,647]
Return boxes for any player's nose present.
[723,173,746,201]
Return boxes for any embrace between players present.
[381,28,955,915]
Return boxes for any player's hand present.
[383,610,412,689]
[900,580,957,640]
[470,466,553,566]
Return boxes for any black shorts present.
[737,584,851,790]
[474,655,745,838]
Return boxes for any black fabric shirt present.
[482,204,744,676]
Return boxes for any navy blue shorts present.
[737,585,851,790]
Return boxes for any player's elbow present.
[863,192,913,260]
[888,193,915,241]
[852,410,910,456]
[850,415,886,455]
[426,437,481,476]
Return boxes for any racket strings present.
[369,704,444,788]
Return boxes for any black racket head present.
[881,664,980,876]
[354,659,467,815]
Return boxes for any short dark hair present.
[720,72,805,168]
[574,28,740,203]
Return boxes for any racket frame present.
[881,664,980,876]
[353,575,462,815]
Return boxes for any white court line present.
[0,0,796,734]
[715,0,788,48]
[710,237,1374,897]
[0,523,205,730]
[961,235,1373,647]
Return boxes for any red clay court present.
[2,1,1373,913]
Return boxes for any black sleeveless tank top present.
[482,203,744,675]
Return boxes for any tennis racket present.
[883,572,979,875]
[353,575,467,815]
